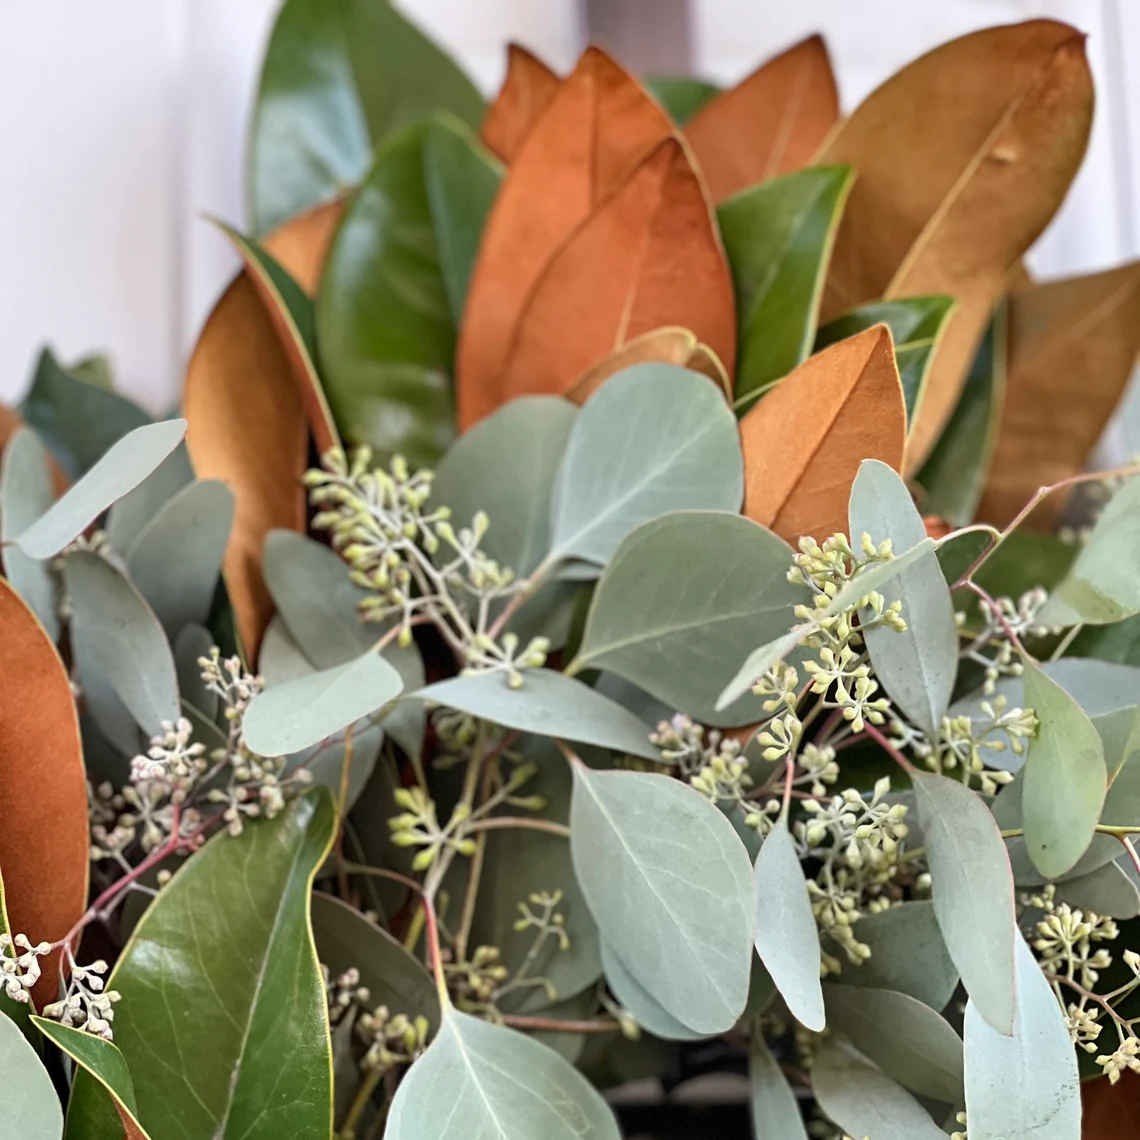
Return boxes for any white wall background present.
[0,0,1136,414]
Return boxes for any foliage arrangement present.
[3,5,1140,1140]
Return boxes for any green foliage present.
[749,1034,809,1140]
[643,75,720,123]
[0,1009,61,1140]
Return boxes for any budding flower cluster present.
[0,933,50,1003]
[41,959,122,1040]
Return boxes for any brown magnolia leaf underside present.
[819,20,1093,473]
[1083,1070,1140,1140]
[565,326,731,403]
[457,46,673,429]
[686,35,839,203]
[499,138,737,402]
[977,261,1140,528]
[0,579,87,1006]
[740,324,905,543]
[480,43,561,163]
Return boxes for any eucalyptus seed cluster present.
[41,957,121,1040]
[305,447,549,686]
[0,933,52,1003]
[959,587,1057,695]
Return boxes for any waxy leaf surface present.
[749,1034,810,1140]
[600,941,705,1041]
[0,1011,62,1140]
[480,44,561,163]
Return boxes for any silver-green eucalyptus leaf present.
[749,1033,809,1140]
[0,1009,62,1140]
[105,444,194,552]
[1055,860,1140,919]
[600,941,706,1041]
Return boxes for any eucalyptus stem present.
[339,1068,384,1140]
[465,817,571,839]
[861,722,917,776]
[500,1013,621,1034]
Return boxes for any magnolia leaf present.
[456,47,671,429]
[105,445,195,553]
[817,296,955,432]
[570,766,753,1033]
[1020,662,1107,878]
[249,0,483,234]
[0,1011,62,1140]
[125,479,234,639]
[243,650,403,756]
[15,420,186,560]
[571,512,805,726]
[848,459,959,735]
[0,428,59,638]
[918,309,1008,526]
[66,552,180,738]
[69,791,336,1140]
[386,1007,619,1140]
[35,1018,151,1140]
[415,669,659,761]
[740,325,905,544]
[549,365,743,567]
[1056,860,1140,919]
[749,1033,810,1140]
[964,934,1080,1139]
[913,772,1015,1034]
[719,166,852,406]
[685,35,839,202]
[643,75,720,124]
[481,43,561,162]
[753,824,825,1031]
[979,262,1140,528]
[813,1044,947,1140]
[600,941,706,1041]
[823,984,964,1103]
[497,138,736,406]
[820,22,1093,471]
[316,117,500,467]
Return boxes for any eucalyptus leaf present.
[386,1007,619,1140]
[753,824,825,1031]
[848,460,958,736]
[415,669,660,761]
[174,624,218,721]
[0,1009,62,1140]
[16,420,187,560]
[548,365,744,567]
[963,934,1080,1140]
[249,0,485,234]
[600,941,706,1041]
[643,75,720,123]
[105,444,195,553]
[243,649,403,756]
[572,512,806,726]
[569,765,753,1034]
[1056,860,1140,919]
[718,166,853,406]
[1020,662,1107,878]
[0,428,59,638]
[913,771,1015,1035]
[749,1033,809,1140]
[66,551,180,738]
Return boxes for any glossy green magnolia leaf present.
[718,166,853,407]
[569,765,753,1034]
[249,0,485,234]
[717,537,936,709]
[0,866,35,1042]
[0,1009,61,1140]
[125,479,234,639]
[917,308,1007,527]
[415,669,660,761]
[1040,477,1140,626]
[753,824,825,1031]
[66,551,179,738]
[823,984,964,1103]
[105,445,195,552]
[749,1033,809,1140]
[70,790,336,1140]
[316,117,500,467]
[964,934,1080,1140]
[386,1007,619,1140]
[818,296,954,431]
[913,772,1015,1035]
[22,345,150,479]
[1056,860,1140,919]
[16,420,187,560]
[0,428,59,638]
[813,1044,946,1140]
[571,512,806,726]
[549,365,744,567]
[244,649,403,755]
[35,1017,151,1140]
[600,941,706,1041]
[643,75,721,123]
[848,459,958,736]
[1021,662,1107,878]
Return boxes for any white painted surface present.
[0,0,1135,416]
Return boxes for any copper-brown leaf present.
[819,21,1093,472]
[499,138,737,402]
[1083,1071,1140,1140]
[481,44,562,164]
[184,205,340,662]
[739,324,905,543]
[977,261,1140,528]
[456,46,673,429]
[685,35,839,203]
[0,578,87,1006]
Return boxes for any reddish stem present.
[861,722,918,777]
